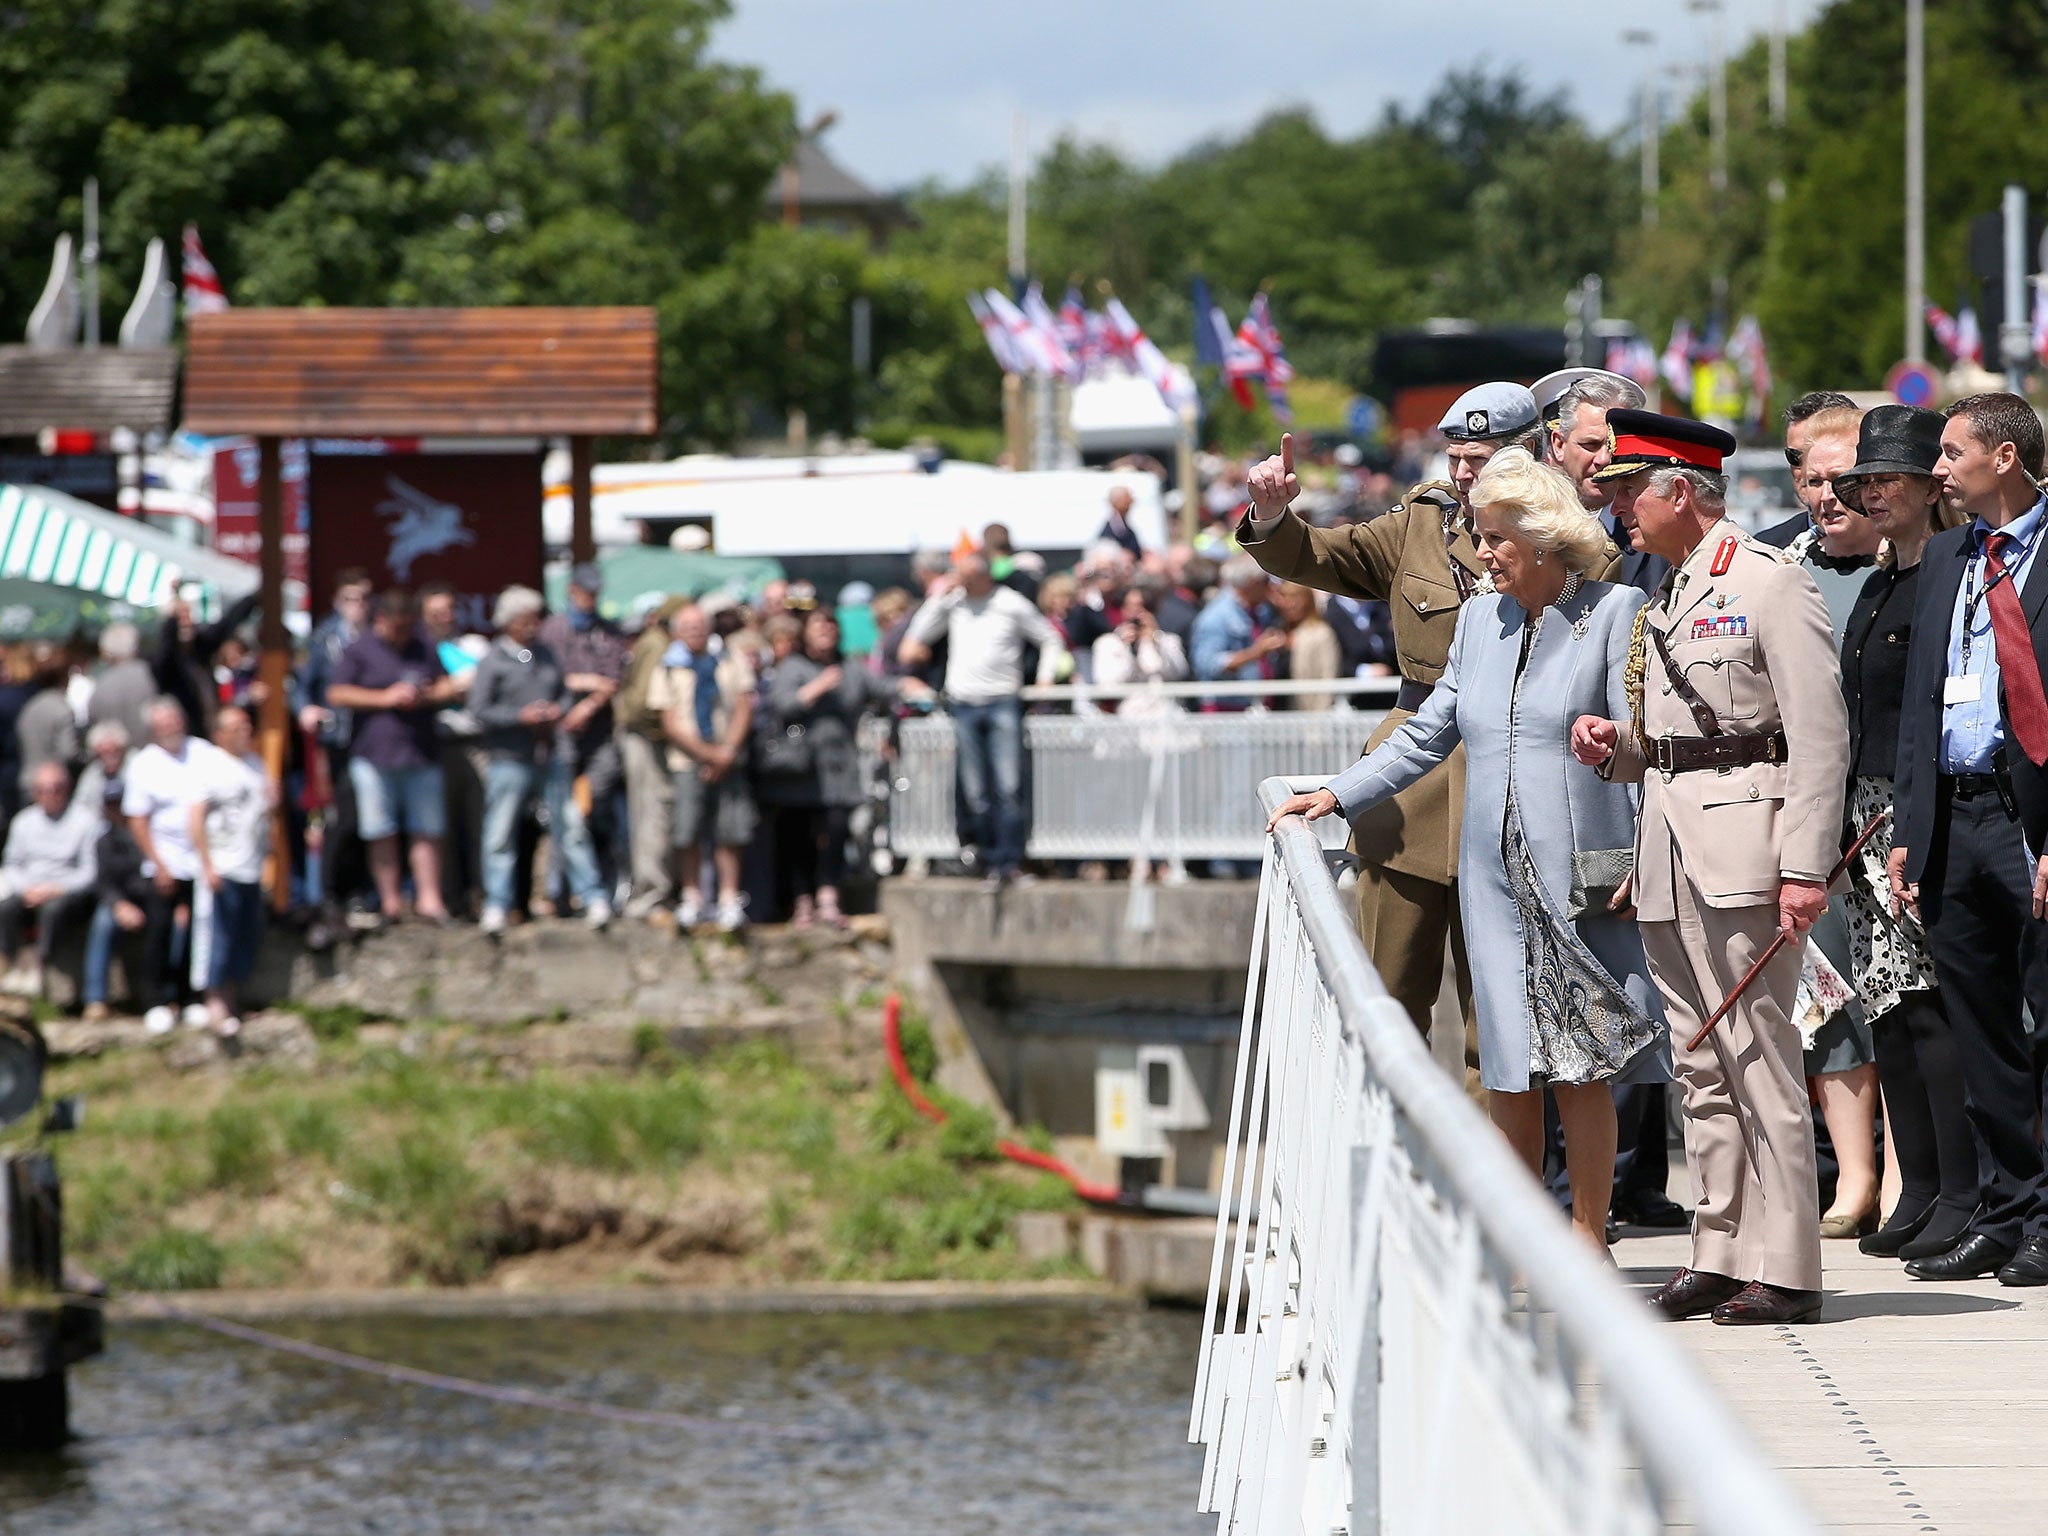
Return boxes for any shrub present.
[204,1103,276,1193]
[276,1099,345,1162]
[895,1011,937,1084]
[115,1229,225,1291]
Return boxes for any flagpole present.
[1007,111,1027,292]
[1905,0,1926,362]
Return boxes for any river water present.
[0,1304,1211,1535]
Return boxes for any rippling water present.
[0,1304,1210,1535]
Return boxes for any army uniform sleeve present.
[1761,558,1851,883]
[1237,504,1401,602]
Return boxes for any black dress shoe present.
[1648,1267,1743,1320]
[1995,1236,2048,1287]
[1614,1191,1692,1229]
[1904,1233,2015,1280]
[1859,1197,1936,1257]
[1710,1281,1823,1326]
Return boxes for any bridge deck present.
[1618,1226,2048,1536]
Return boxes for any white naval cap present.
[1531,367,1647,428]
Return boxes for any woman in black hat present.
[1833,405,1977,1260]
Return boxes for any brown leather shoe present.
[1647,1267,1743,1320]
[1709,1281,1822,1326]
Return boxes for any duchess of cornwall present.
[1268,449,1668,1248]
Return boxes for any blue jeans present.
[482,758,604,913]
[194,880,265,991]
[951,699,1026,873]
[84,901,118,1007]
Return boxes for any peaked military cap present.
[1591,408,1738,482]
[1531,367,1647,428]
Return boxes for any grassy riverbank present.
[36,1012,1088,1294]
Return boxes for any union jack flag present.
[1925,300,1960,360]
[182,224,229,317]
[1238,294,1294,421]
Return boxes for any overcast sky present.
[717,0,1835,191]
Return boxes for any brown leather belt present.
[1651,730,1788,775]
[1394,679,1435,712]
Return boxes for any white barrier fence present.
[874,680,1393,866]
[1189,777,1815,1536]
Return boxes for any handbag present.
[1567,847,1634,920]
[752,671,815,775]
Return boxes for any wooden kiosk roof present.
[0,347,180,436]
[182,306,658,437]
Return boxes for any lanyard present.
[1960,534,2020,672]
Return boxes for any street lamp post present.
[1905,0,1926,362]
[1624,30,1658,228]
[1687,0,1728,197]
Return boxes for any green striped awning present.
[0,482,257,622]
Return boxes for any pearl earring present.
[1534,551,1544,565]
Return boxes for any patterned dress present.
[1839,775,1939,1019]
[1502,604,1662,1085]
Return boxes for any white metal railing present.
[874,683,1391,865]
[1189,777,1815,1536]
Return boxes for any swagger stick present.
[1683,809,1892,1053]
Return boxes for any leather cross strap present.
[1647,622,1725,737]
[1651,730,1788,775]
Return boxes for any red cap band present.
[1609,430,1727,474]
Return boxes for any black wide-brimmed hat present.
[1834,404,1944,490]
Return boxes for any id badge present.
[1944,674,1983,705]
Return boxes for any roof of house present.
[765,141,909,213]
[0,346,181,436]
[183,307,658,437]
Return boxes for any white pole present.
[1625,31,1658,228]
[1906,0,1926,361]
[82,177,100,348]
[1769,0,1787,126]
[2002,184,2029,393]
[1007,111,1027,290]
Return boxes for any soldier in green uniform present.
[1242,384,1607,1053]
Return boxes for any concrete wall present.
[883,876,1259,1191]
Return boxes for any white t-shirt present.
[199,750,274,885]
[906,586,1065,704]
[122,738,227,881]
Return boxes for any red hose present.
[883,994,1122,1205]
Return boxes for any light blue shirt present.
[1941,498,2045,773]
[1191,589,1264,711]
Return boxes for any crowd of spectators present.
[0,476,1409,1025]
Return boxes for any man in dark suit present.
[1889,392,2048,1286]
[1757,390,1858,548]
[1096,486,1146,559]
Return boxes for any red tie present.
[1985,533,2048,765]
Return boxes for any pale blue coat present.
[1327,581,1669,1092]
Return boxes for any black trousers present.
[0,888,96,964]
[767,803,852,907]
[140,878,196,1011]
[1922,783,2048,1248]
[321,743,368,907]
[1867,989,1976,1214]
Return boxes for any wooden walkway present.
[1616,1225,2048,1536]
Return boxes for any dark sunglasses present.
[1784,447,1803,469]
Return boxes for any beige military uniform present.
[1242,488,1621,1046]
[1603,519,1849,1291]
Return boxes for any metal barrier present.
[875,683,1391,865]
[1188,777,1815,1536]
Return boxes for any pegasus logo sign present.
[376,476,474,581]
